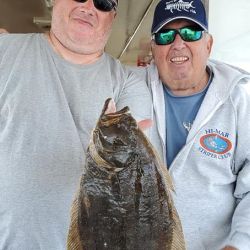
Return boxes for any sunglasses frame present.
[74,0,117,12]
[152,26,205,45]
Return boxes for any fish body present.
[67,99,186,250]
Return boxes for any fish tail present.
[67,196,83,250]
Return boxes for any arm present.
[115,66,152,123]
[225,82,250,250]
[105,98,153,131]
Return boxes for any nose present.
[82,0,93,7]
[79,0,95,14]
[171,33,186,49]
[76,0,94,9]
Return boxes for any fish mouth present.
[89,98,139,172]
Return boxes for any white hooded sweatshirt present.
[131,59,250,250]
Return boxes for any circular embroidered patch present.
[200,133,232,154]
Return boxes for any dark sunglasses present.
[74,0,117,12]
[152,26,204,45]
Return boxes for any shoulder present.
[102,54,151,108]
[0,33,42,55]
[103,53,125,72]
[125,65,147,80]
[231,78,250,105]
[0,33,38,45]
[208,59,250,95]
[103,53,147,85]
[208,59,250,80]
[103,54,139,79]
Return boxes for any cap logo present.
[165,0,195,14]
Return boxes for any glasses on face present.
[74,0,117,12]
[152,26,204,45]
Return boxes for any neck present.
[169,70,210,96]
[45,31,103,65]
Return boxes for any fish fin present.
[150,140,175,192]
[156,154,175,193]
[67,194,83,250]
[169,206,187,249]
[137,128,175,192]
[161,172,186,249]
[89,136,119,171]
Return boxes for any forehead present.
[163,19,198,29]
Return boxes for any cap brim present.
[153,17,208,33]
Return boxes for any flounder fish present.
[67,98,186,250]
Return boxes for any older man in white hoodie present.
[132,0,250,249]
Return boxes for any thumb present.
[138,119,153,131]
[104,98,116,114]
[0,28,8,34]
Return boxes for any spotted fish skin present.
[67,98,186,250]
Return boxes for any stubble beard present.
[51,20,112,55]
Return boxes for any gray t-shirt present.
[0,33,152,249]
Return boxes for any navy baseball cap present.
[151,0,208,34]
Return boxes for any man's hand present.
[222,246,238,250]
[104,99,153,131]
[104,98,116,114]
[0,28,8,34]
[138,119,153,131]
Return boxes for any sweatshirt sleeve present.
[226,80,250,249]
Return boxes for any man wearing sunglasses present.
[132,0,250,250]
[0,0,153,249]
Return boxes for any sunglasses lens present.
[74,0,117,12]
[154,30,176,45]
[180,27,203,42]
[95,0,117,11]
[154,27,203,45]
